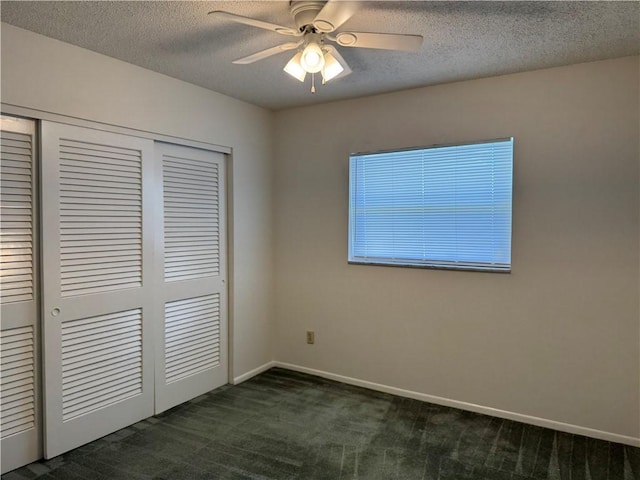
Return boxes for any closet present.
[0,116,228,471]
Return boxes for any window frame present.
[348,137,514,273]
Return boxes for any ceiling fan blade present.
[313,1,360,33]
[324,45,352,80]
[334,32,423,51]
[233,42,301,65]
[208,11,300,36]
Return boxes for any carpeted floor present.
[3,367,639,480]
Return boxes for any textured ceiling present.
[1,1,639,111]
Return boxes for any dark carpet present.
[3,367,639,480]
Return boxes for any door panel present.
[41,122,155,458]
[0,116,41,474]
[154,143,227,414]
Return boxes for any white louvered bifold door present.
[153,142,227,414]
[0,116,41,474]
[41,122,155,458]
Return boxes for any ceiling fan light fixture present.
[284,52,307,82]
[321,51,344,82]
[211,2,424,94]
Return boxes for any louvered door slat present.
[165,296,218,310]
[61,309,142,421]
[63,385,143,421]
[166,299,218,314]
[165,307,220,324]
[0,326,35,439]
[62,267,140,282]
[2,418,35,437]
[62,228,139,237]
[1,175,31,184]
[163,195,218,206]
[62,191,139,201]
[165,320,218,339]
[1,163,30,172]
[1,247,32,256]
[164,294,220,384]
[165,344,219,365]
[64,357,140,387]
[62,348,140,376]
[59,158,140,174]
[61,247,141,259]
[62,236,140,246]
[62,262,141,274]
[162,151,220,279]
[1,153,30,162]
[164,245,213,253]
[163,272,216,283]
[60,139,142,157]
[2,391,33,410]
[166,256,219,265]
[1,129,34,305]
[165,337,219,357]
[59,139,142,297]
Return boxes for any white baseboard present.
[232,360,276,385]
[273,361,640,448]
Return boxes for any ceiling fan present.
[209,1,424,92]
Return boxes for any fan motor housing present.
[290,1,325,30]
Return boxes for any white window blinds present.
[349,138,513,271]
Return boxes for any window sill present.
[348,260,511,274]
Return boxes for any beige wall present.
[273,56,640,439]
[0,23,275,379]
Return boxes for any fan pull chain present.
[311,73,316,94]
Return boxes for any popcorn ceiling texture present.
[1,1,638,110]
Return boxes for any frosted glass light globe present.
[301,42,325,73]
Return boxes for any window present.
[348,138,513,272]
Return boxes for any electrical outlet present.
[306,331,315,344]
